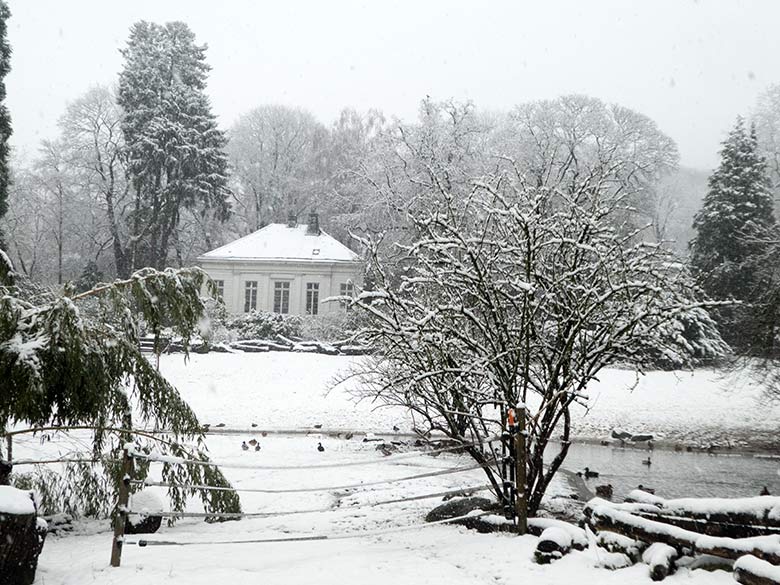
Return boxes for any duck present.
[761,486,771,496]
[345,432,354,440]
[577,467,599,479]
[314,424,323,429]
[595,484,613,499]
[642,457,652,466]
[241,441,249,451]
[392,425,400,432]
[317,442,325,452]
[251,423,257,428]
[248,439,258,446]
[254,444,261,452]
[261,431,268,437]
[637,484,655,494]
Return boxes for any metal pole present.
[514,405,527,534]
[110,446,133,567]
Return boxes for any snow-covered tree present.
[0,250,240,518]
[0,0,10,244]
[118,21,231,271]
[690,118,776,350]
[226,105,329,235]
[349,141,726,515]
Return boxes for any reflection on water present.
[548,441,780,501]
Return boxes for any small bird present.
[261,431,268,437]
[392,425,400,432]
[314,424,323,429]
[216,423,226,428]
[595,484,613,499]
[248,439,258,446]
[578,467,599,479]
[254,444,261,452]
[317,442,325,452]
[251,423,258,428]
[642,457,652,466]
[241,441,249,451]
[600,440,610,446]
[761,486,771,496]
[345,432,354,440]
[637,484,655,494]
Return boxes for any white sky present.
[6,0,780,169]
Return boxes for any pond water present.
[551,441,780,501]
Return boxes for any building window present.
[306,282,319,315]
[214,280,225,300]
[273,281,290,314]
[244,281,257,312]
[340,282,354,311]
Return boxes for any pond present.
[551,441,780,501]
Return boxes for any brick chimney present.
[287,212,297,228]
[306,211,320,235]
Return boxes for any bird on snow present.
[255,444,261,452]
[637,484,655,494]
[248,439,258,446]
[642,457,652,466]
[251,423,258,428]
[761,486,771,496]
[595,484,613,499]
[314,424,323,429]
[392,425,400,432]
[345,432,354,440]
[317,442,325,452]
[261,431,268,437]
[241,441,249,451]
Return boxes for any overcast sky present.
[6,0,780,169]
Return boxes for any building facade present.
[198,213,362,316]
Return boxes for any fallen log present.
[586,500,780,565]
[527,517,588,550]
[642,542,678,581]
[734,555,780,585]
[534,527,571,564]
[597,530,647,562]
[624,491,780,529]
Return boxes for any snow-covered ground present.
[160,353,780,449]
[21,353,780,584]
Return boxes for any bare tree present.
[349,122,726,514]
[227,105,329,234]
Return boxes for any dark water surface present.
[552,441,780,501]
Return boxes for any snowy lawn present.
[159,352,780,448]
[21,352,780,584]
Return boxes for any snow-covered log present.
[642,542,679,581]
[597,530,648,561]
[0,486,47,585]
[624,492,780,528]
[586,501,780,564]
[734,555,780,585]
[534,526,572,564]
[527,517,588,550]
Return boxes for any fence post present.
[110,445,132,567]
[514,405,527,534]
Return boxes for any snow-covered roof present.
[198,223,360,264]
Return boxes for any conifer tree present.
[118,21,230,271]
[0,1,11,244]
[0,251,240,518]
[690,118,776,349]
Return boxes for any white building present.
[198,213,362,316]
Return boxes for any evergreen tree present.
[690,117,776,349]
[0,250,240,517]
[0,1,11,243]
[118,21,230,271]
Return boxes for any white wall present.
[200,259,362,316]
